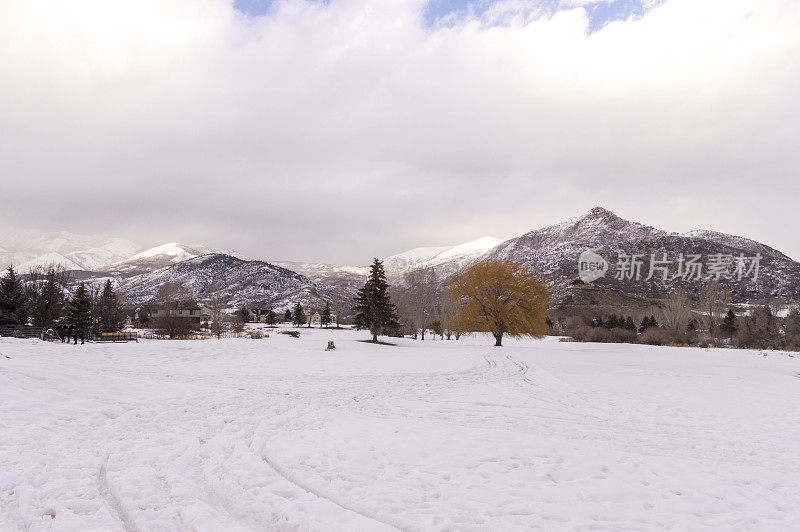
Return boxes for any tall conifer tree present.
[67,281,93,335]
[95,279,126,332]
[321,301,331,328]
[292,302,306,327]
[0,265,27,328]
[353,258,399,342]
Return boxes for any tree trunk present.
[493,331,503,346]
[372,332,378,342]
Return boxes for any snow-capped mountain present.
[119,254,319,311]
[100,243,218,277]
[271,262,370,282]
[383,237,501,279]
[0,229,140,272]
[6,207,798,312]
[482,207,800,308]
[383,246,452,277]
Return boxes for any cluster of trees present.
[737,305,800,350]
[563,281,800,350]
[283,300,332,328]
[230,300,336,330]
[0,265,126,337]
[353,258,551,346]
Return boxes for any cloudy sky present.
[1,0,798,264]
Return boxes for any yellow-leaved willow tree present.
[447,260,550,346]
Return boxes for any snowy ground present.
[1,329,799,531]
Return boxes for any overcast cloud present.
[1,0,798,264]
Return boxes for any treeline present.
[560,281,800,350]
[0,265,126,337]
[353,258,550,346]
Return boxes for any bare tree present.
[207,282,229,338]
[152,281,197,338]
[332,287,347,328]
[402,268,438,340]
[439,288,463,340]
[659,290,694,331]
[699,281,730,334]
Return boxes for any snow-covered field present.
[2,329,799,531]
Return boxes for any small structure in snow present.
[326,341,336,351]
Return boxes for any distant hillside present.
[119,254,320,311]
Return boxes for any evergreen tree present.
[28,266,70,328]
[238,306,252,324]
[430,319,443,339]
[353,258,399,342]
[639,315,658,333]
[0,265,27,328]
[719,309,738,336]
[321,301,332,328]
[606,314,619,329]
[95,279,126,332]
[266,308,278,326]
[292,302,306,327]
[67,281,93,336]
[624,316,636,331]
[284,309,292,322]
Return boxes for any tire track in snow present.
[99,454,136,532]
[260,444,405,532]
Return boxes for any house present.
[132,301,210,328]
[250,307,271,322]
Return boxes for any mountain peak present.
[130,242,214,261]
[583,206,619,220]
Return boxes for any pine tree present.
[720,309,738,336]
[0,265,27,328]
[292,302,306,327]
[67,281,93,336]
[95,279,126,332]
[284,309,292,323]
[639,315,658,333]
[266,308,278,326]
[624,316,636,331]
[321,301,332,328]
[353,258,399,342]
[28,266,70,328]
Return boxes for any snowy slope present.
[382,245,451,276]
[383,237,500,279]
[2,331,799,530]
[15,252,84,273]
[0,229,139,272]
[272,261,370,282]
[101,243,218,277]
[682,229,790,260]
